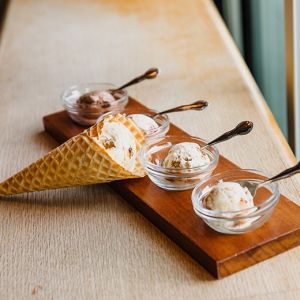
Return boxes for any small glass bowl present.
[192,169,280,234]
[140,135,219,191]
[62,82,128,126]
[98,108,170,139]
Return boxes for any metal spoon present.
[111,67,159,92]
[242,161,300,197]
[153,100,208,117]
[201,121,253,150]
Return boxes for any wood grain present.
[43,98,300,279]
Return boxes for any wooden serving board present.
[43,98,300,279]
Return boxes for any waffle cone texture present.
[0,114,146,195]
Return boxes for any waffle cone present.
[0,114,146,195]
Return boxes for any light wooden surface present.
[0,0,300,299]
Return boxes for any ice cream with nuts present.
[128,114,159,134]
[0,113,146,196]
[96,120,137,172]
[203,181,254,211]
[162,142,210,169]
[70,90,119,125]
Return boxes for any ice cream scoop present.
[96,120,137,172]
[162,142,210,169]
[78,67,159,107]
[129,114,159,133]
[77,90,115,109]
[203,181,254,211]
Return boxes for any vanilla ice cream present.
[162,142,210,169]
[203,181,254,211]
[129,114,159,133]
[96,121,137,171]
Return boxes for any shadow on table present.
[0,183,215,282]
[32,130,60,150]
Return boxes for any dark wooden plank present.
[0,0,9,40]
[43,97,300,279]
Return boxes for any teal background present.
[216,0,288,138]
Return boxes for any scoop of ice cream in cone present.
[0,113,146,196]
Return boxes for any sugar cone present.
[0,114,146,195]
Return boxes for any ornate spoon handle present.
[113,68,159,91]
[156,100,208,116]
[263,162,300,185]
[202,121,253,149]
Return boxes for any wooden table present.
[0,0,299,299]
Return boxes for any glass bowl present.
[192,169,280,234]
[98,108,170,139]
[62,82,128,126]
[140,135,219,191]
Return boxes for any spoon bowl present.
[242,161,300,198]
